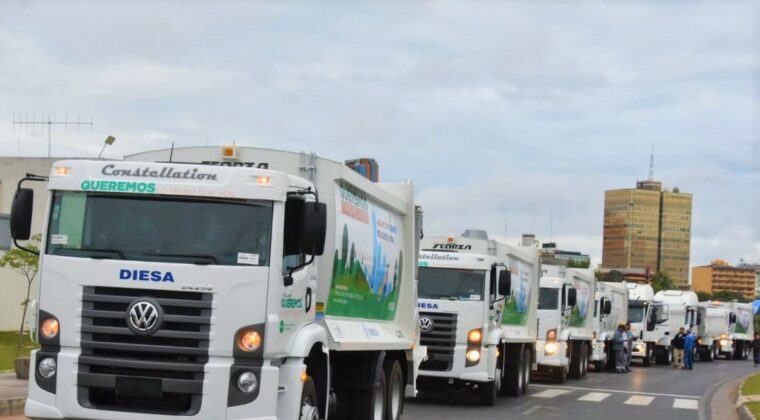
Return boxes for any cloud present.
[0,0,756,272]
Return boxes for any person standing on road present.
[672,327,686,369]
[752,333,760,367]
[683,330,696,370]
[613,322,628,373]
[625,321,637,372]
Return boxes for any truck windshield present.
[417,267,485,301]
[628,302,647,323]
[46,191,272,266]
[538,287,559,310]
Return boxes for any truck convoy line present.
[5,146,754,420]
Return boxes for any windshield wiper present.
[142,252,218,265]
[55,247,126,259]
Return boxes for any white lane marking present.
[625,395,655,406]
[521,405,542,415]
[578,392,611,402]
[673,398,699,410]
[532,384,699,399]
[530,389,572,399]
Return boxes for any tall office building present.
[602,180,692,286]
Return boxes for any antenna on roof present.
[648,146,654,181]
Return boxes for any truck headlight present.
[634,344,645,353]
[545,342,558,355]
[466,349,481,363]
[237,329,262,352]
[38,357,57,379]
[41,317,59,340]
[237,371,259,394]
[467,328,482,344]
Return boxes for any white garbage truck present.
[534,265,595,382]
[10,146,424,420]
[695,301,730,361]
[652,290,700,365]
[626,283,668,366]
[415,231,539,405]
[725,301,755,360]
[590,281,628,371]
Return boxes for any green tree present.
[0,235,40,355]
[651,271,674,293]
[711,290,749,303]
[696,291,713,302]
[567,259,591,269]
[603,270,624,283]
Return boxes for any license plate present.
[115,377,162,398]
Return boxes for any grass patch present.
[0,331,39,371]
[745,402,760,418]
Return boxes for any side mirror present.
[696,312,702,326]
[603,299,612,315]
[498,270,511,296]
[301,202,327,256]
[10,188,34,241]
[567,287,577,307]
[729,313,737,324]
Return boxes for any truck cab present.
[11,147,423,420]
[626,283,667,366]
[696,301,730,361]
[415,231,538,405]
[652,290,700,364]
[591,282,628,370]
[534,265,595,382]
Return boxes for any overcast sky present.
[0,1,757,272]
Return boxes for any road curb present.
[0,397,26,416]
[736,374,757,420]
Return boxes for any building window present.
[0,214,10,250]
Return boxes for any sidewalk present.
[0,372,27,417]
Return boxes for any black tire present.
[642,344,653,367]
[555,366,567,384]
[569,342,582,379]
[521,348,531,395]
[384,360,404,420]
[480,380,498,406]
[580,345,589,378]
[354,368,387,420]
[655,347,669,365]
[503,346,522,397]
[300,377,319,420]
[734,342,744,360]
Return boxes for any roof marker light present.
[54,166,70,176]
[256,176,271,185]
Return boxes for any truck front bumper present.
[417,344,496,390]
[534,340,567,369]
[25,349,282,420]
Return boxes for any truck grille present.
[419,311,457,372]
[78,286,212,415]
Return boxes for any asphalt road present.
[405,358,755,420]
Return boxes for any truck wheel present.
[354,369,387,420]
[502,346,521,397]
[555,366,567,384]
[734,342,744,360]
[384,360,404,420]
[569,343,582,379]
[712,344,719,360]
[642,344,653,367]
[521,348,531,394]
[480,381,498,406]
[300,377,319,420]
[580,345,589,378]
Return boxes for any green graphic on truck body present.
[501,258,531,326]
[568,276,591,328]
[326,181,404,321]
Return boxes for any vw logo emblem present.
[419,317,433,333]
[126,299,163,335]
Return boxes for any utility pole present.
[12,113,93,157]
